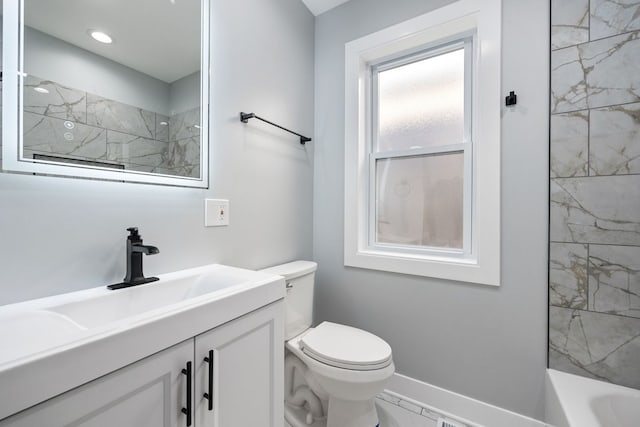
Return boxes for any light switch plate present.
[205,199,229,227]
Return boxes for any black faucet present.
[108,227,160,290]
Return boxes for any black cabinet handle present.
[181,361,192,426]
[203,350,214,411]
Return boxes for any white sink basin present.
[0,310,86,363]
[0,264,282,367]
[48,264,265,329]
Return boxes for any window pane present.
[377,48,465,152]
[376,153,464,249]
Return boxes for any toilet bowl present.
[260,261,395,427]
[287,322,395,427]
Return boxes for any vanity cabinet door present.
[195,300,284,427]
[0,340,193,427]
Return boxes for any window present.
[371,41,472,257]
[344,0,501,286]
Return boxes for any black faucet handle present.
[126,227,142,244]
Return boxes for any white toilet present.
[261,261,395,427]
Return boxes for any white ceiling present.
[25,0,201,83]
[301,0,351,16]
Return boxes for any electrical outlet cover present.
[205,199,229,227]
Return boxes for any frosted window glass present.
[377,49,465,152]
[376,153,464,249]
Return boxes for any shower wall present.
[549,0,640,388]
[3,75,200,178]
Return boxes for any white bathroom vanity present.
[0,264,285,427]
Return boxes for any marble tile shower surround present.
[589,103,640,175]
[551,0,589,49]
[550,176,640,245]
[9,75,201,178]
[551,31,640,114]
[591,0,640,39]
[588,245,640,318]
[550,0,640,390]
[550,243,588,309]
[550,306,640,388]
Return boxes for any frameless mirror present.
[1,0,210,187]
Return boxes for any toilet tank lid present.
[260,260,317,280]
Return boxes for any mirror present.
[1,0,209,187]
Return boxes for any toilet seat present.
[299,322,392,371]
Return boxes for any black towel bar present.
[239,112,311,145]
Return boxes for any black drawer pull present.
[203,350,214,411]
[181,361,192,426]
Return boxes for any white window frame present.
[344,0,501,286]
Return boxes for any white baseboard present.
[385,373,548,427]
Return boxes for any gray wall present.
[169,72,201,115]
[549,0,640,389]
[313,0,549,419]
[0,0,314,305]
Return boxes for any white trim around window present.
[344,0,501,286]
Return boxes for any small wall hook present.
[505,91,517,106]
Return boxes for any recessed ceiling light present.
[89,30,113,44]
[33,87,49,94]
[159,121,169,126]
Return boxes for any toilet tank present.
[260,260,317,340]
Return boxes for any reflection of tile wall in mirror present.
[169,107,201,142]
[106,130,170,173]
[23,112,107,161]
[87,94,156,140]
[156,115,170,143]
[24,76,87,123]
[21,75,200,178]
[167,137,201,178]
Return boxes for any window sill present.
[345,248,499,286]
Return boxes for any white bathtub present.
[546,369,640,427]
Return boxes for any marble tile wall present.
[550,0,640,389]
[8,75,201,178]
